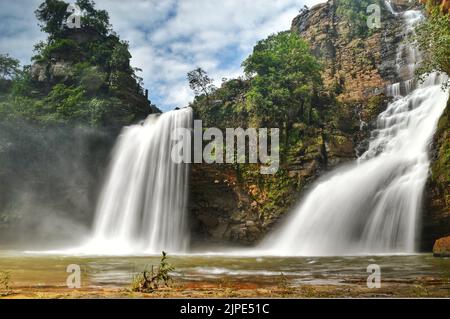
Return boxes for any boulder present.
[50,61,71,81]
[433,236,450,257]
[30,62,47,82]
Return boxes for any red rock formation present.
[433,236,450,257]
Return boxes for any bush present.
[131,252,175,293]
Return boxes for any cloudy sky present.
[0,0,325,111]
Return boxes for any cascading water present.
[84,108,192,255]
[259,7,449,256]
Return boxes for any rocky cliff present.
[189,0,449,251]
[423,101,450,249]
[189,0,409,247]
[420,0,450,250]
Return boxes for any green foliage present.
[75,64,106,94]
[35,0,70,38]
[131,252,175,293]
[42,84,86,119]
[187,68,217,98]
[1,0,152,128]
[430,101,450,186]
[35,0,110,39]
[336,0,382,39]
[415,1,450,87]
[76,0,111,36]
[243,31,321,127]
[191,78,250,129]
[0,54,20,80]
[242,31,322,155]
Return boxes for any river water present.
[1,252,449,294]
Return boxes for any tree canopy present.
[35,0,110,39]
[187,68,216,98]
[242,31,322,128]
[0,54,20,80]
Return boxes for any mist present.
[0,119,115,250]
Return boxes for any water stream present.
[259,7,448,256]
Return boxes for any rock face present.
[31,61,72,83]
[422,99,450,249]
[432,236,450,257]
[291,1,403,103]
[28,27,158,128]
[421,0,450,251]
[292,2,390,102]
[189,165,261,245]
[420,0,450,13]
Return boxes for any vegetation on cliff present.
[0,0,156,128]
[418,0,450,248]
[416,0,450,86]
[189,30,360,243]
[335,0,383,38]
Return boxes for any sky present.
[0,0,325,111]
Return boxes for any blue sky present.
[0,0,324,111]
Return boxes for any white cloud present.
[0,0,326,111]
[0,0,45,63]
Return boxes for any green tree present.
[187,68,216,99]
[35,0,70,38]
[76,0,110,35]
[242,31,322,148]
[0,54,20,80]
[35,0,110,40]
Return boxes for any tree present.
[35,0,110,39]
[242,31,322,148]
[35,0,70,38]
[187,68,216,98]
[76,0,110,35]
[0,54,20,80]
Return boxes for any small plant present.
[411,284,431,297]
[277,272,289,290]
[276,272,295,296]
[0,271,12,296]
[131,251,175,293]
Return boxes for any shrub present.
[131,252,175,293]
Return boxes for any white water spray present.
[260,8,449,256]
[83,108,192,255]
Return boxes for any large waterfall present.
[85,108,192,255]
[260,7,449,256]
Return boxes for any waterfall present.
[260,9,449,256]
[385,0,398,16]
[86,108,192,255]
